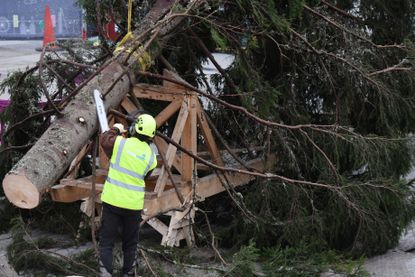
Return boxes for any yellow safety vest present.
[101,136,157,210]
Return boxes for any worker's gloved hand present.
[113,123,127,135]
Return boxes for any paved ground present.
[0,40,41,99]
[364,225,415,276]
[0,233,18,277]
[364,250,415,277]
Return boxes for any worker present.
[98,114,157,277]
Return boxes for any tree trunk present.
[3,61,131,209]
[2,0,184,209]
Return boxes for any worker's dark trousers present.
[99,202,141,274]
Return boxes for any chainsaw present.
[93,89,109,133]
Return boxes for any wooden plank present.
[66,144,89,179]
[49,184,94,203]
[154,101,189,195]
[80,197,100,217]
[196,165,256,199]
[182,208,195,246]
[120,97,138,113]
[163,217,179,246]
[50,178,180,204]
[154,136,182,174]
[197,146,264,158]
[134,84,185,102]
[162,228,186,247]
[53,156,273,213]
[51,169,180,204]
[197,156,276,199]
[155,100,182,127]
[144,157,272,215]
[143,185,191,215]
[144,217,168,237]
[50,170,106,203]
[196,101,224,166]
[181,95,197,182]
[145,173,183,192]
[162,209,194,247]
[99,144,110,170]
[61,179,105,190]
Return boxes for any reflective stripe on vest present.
[106,177,145,192]
[109,138,155,181]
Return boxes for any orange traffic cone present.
[42,5,56,49]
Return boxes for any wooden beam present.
[120,97,138,114]
[66,144,89,179]
[162,208,194,247]
[50,178,184,204]
[51,156,275,218]
[198,156,275,199]
[154,101,189,195]
[196,101,224,166]
[181,95,197,182]
[61,179,105,190]
[145,217,168,237]
[134,84,185,102]
[155,100,182,127]
[98,144,110,170]
[49,185,96,203]
[146,171,184,192]
[154,136,182,174]
[143,156,273,215]
[197,146,264,158]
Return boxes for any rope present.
[127,0,132,33]
[113,0,151,71]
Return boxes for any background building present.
[0,0,82,39]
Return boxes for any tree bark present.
[2,0,185,209]
[3,62,130,209]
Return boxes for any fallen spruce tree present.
[1,0,415,276]
[1,0,198,209]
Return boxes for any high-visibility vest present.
[101,136,157,210]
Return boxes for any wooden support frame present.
[50,70,273,247]
[134,84,185,102]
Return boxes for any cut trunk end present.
[3,173,40,209]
